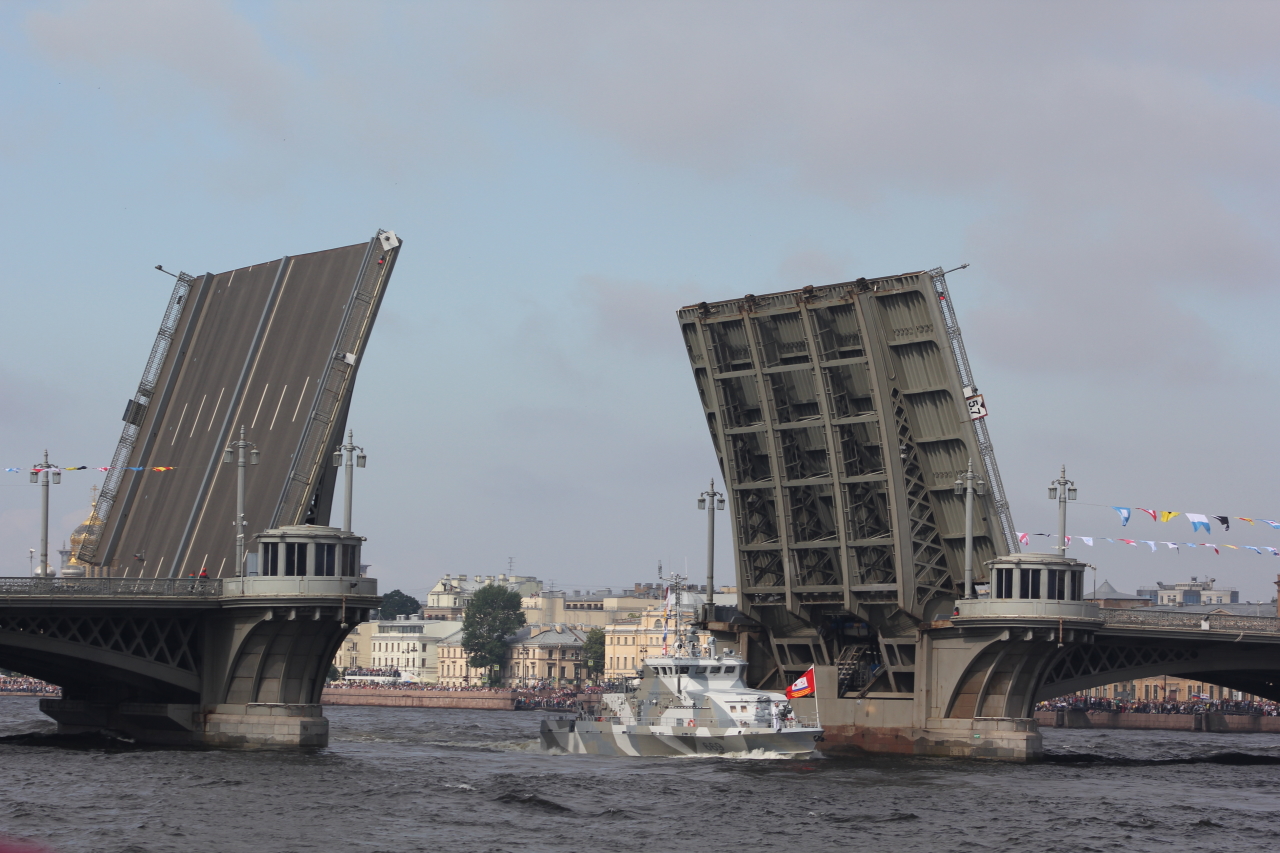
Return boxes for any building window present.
[994,568,1013,599]
[342,544,358,577]
[1020,568,1041,599]
[316,543,336,576]
[262,543,280,576]
[284,542,308,576]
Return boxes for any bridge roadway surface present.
[94,236,397,579]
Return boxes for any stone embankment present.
[322,689,517,710]
[1034,709,1280,733]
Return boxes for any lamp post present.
[953,458,985,598]
[1047,465,1077,556]
[223,426,259,576]
[30,451,61,578]
[332,429,367,534]
[697,479,725,613]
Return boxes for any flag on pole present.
[786,666,816,700]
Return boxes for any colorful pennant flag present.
[1112,507,1132,526]
[1160,511,1181,523]
[1186,513,1211,533]
[1137,508,1157,522]
[1213,515,1231,531]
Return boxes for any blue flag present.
[1111,507,1131,526]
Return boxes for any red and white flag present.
[785,666,816,699]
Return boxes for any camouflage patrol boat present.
[541,611,823,757]
[540,652,822,757]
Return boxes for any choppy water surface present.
[1,697,1279,853]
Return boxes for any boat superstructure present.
[541,572,822,757]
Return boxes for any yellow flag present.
[1223,544,1239,550]
[1159,511,1180,523]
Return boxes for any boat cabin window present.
[724,666,736,674]
[678,666,690,674]
[710,667,721,674]
[695,667,707,674]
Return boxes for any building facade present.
[337,616,463,681]
[422,572,544,620]
[1136,577,1239,606]
[602,602,742,681]
[436,624,590,688]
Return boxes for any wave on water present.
[1045,750,1280,766]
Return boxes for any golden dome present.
[67,494,104,567]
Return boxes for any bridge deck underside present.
[0,607,204,703]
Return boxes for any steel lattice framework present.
[0,613,199,672]
[678,270,1011,690]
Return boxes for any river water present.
[1,697,1278,853]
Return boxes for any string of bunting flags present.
[1102,505,1277,534]
[1016,531,1280,557]
[3,467,177,473]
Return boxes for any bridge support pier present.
[818,721,1043,761]
[39,699,331,748]
[204,703,328,747]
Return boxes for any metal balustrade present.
[1100,608,1280,635]
[0,577,223,598]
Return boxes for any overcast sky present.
[2,1,1280,602]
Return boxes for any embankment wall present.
[1034,710,1280,733]
[321,690,516,711]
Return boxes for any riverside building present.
[436,623,589,688]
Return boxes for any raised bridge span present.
[78,230,402,579]
[680,271,1280,760]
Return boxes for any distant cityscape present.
[329,568,1278,703]
[333,572,740,689]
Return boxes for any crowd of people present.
[0,676,60,695]
[322,675,605,709]
[1039,697,1280,716]
[341,667,402,678]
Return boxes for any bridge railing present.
[0,577,223,598]
[1101,607,1280,635]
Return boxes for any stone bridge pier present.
[0,525,378,747]
[781,554,1280,761]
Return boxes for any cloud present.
[26,0,295,135]
[469,1,1280,375]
